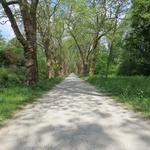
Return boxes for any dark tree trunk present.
[25,44,38,84]
[44,44,55,79]
[81,60,86,76]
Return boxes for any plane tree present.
[1,0,39,85]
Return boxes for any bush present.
[0,48,24,67]
[0,68,24,87]
[118,52,150,76]
[118,0,150,76]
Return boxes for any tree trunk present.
[60,63,66,76]
[25,44,38,85]
[1,0,39,85]
[76,62,80,75]
[81,61,86,76]
[89,55,96,78]
[89,63,94,79]
[43,40,55,79]
[48,68,55,79]
[47,61,55,79]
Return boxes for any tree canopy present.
[0,0,149,85]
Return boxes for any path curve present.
[0,74,150,150]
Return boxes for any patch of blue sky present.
[0,21,15,41]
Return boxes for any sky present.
[0,0,131,42]
[0,0,58,41]
[0,4,15,41]
[0,21,15,41]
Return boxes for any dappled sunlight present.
[0,74,150,150]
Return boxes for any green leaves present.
[119,0,150,76]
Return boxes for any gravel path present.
[0,74,150,150]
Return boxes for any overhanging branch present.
[7,1,19,5]
[1,0,26,46]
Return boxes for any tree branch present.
[7,1,19,5]
[1,0,26,46]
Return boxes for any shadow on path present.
[0,74,150,150]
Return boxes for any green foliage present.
[0,32,5,49]
[37,50,48,79]
[94,52,107,76]
[94,46,119,77]
[0,68,24,87]
[0,77,63,123]
[0,48,24,67]
[0,34,64,123]
[0,37,24,67]
[0,37,25,87]
[118,0,150,75]
[85,76,150,118]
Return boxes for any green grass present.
[0,77,63,124]
[85,76,150,119]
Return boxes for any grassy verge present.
[0,77,63,124]
[84,76,150,119]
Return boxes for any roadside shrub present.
[0,48,24,67]
[0,68,24,87]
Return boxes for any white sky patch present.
[0,4,15,41]
[0,21,15,41]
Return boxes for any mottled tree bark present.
[80,60,87,76]
[24,44,38,84]
[89,55,96,78]
[1,0,39,85]
[44,42,55,79]
[47,60,55,78]
[60,63,66,76]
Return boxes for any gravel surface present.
[0,73,150,150]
